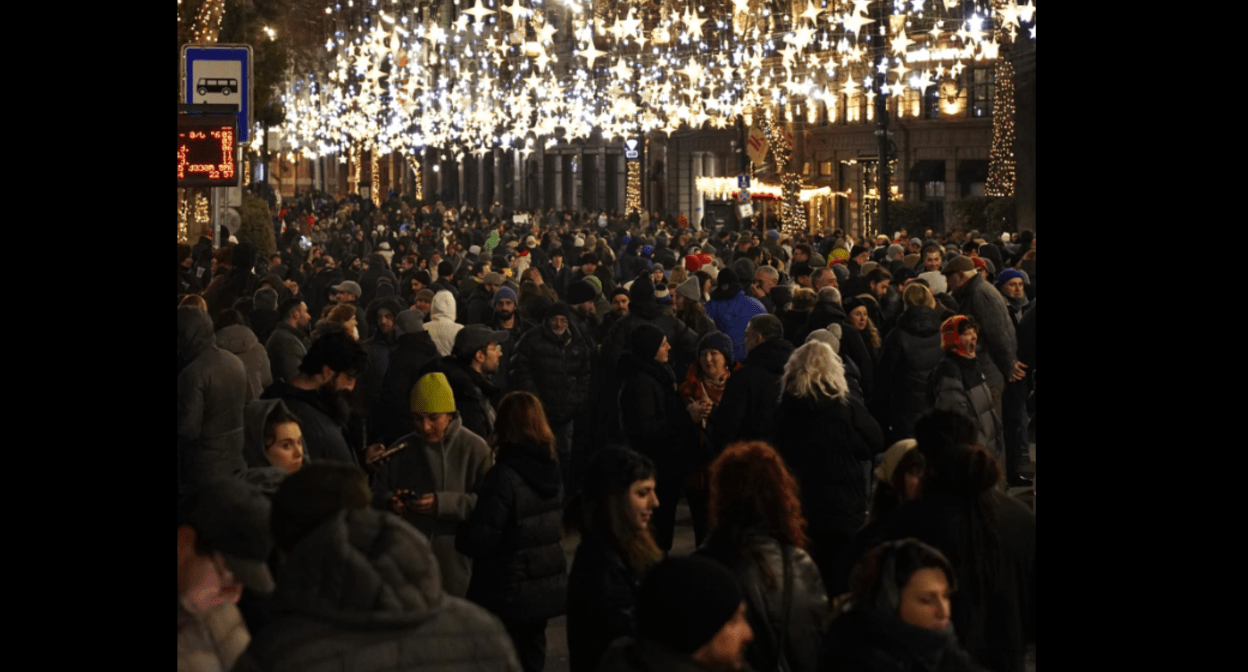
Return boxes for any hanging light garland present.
[371,151,381,206]
[406,153,423,201]
[986,59,1016,196]
[626,162,642,213]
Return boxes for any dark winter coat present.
[877,305,945,442]
[419,357,499,441]
[709,337,795,453]
[232,508,521,672]
[617,353,701,479]
[456,445,568,623]
[927,353,1003,458]
[797,302,875,398]
[358,253,398,307]
[464,284,497,325]
[509,322,593,426]
[880,490,1036,672]
[303,266,344,321]
[178,307,249,493]
[595,638,706,672]
[567,534,641,672]
[215,324,273,402]
[821,605,989,672]
[697,525,829,672]
[781,309,811,343]
[249,308,280,346]
[488,316,534,404]
[260,380,359,467]
[599,305,700,439]
[265,322,311,385]
[773,392,885,534]
[952,274,1017,394]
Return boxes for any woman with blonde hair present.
[696,440,829,672]
[456,391,567,672]
[772,341,885,585]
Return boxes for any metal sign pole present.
[211,188,220,249]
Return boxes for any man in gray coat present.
[178,306,248,496]
[265,298,312,384]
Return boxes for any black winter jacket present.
[456,445,568,623]
[880,490,1036,672]
[773,392,885,534]
[567,534,641,672]
[377,331,441,444]
[821,605,989,672]
[617,353,701,479]
[464,284,496,325]
[510,322,593,425]
[797,302,875,398]
[709,337,795,452]
[877,305,945,442]
[697,524,829,672]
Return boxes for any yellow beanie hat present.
[411,372,456,414]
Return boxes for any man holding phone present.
[371,372,492,598]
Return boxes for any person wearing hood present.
[213,310,274,403]
[178,305,249,496]
[377,310,442,445]
[260,331,370,468]
[456,392,568,672]
[240,399,304,496]
[708,314,794,453]
[821,539,988,672]
[772,341,885,585]
[236,465,520,672]
[424,289,465,357]
[600,273,700,438]
[927,316,1004,461]
[510,302,593,500]
[360,297,405,441]
[358,252,398,308]
[250,287,281,345]
[704,269,769,363]
[877,285,946,442]
[373,372,495,598]
[618,324,702,552]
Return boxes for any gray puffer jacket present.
[233,508,521,672]
[178,306,248,493]
[215,324,273,402]
[928,352,1003,458]
[953,274,1018,394]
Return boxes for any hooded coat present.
[822,604,989,672]
[708,337,795,452]
[772,391,884,534]
[239,398,297,495]
[371,416,493,598]
[361,298,405,430]
[464,283,497,326]
[177,306,248,492]
[509,321,593,426]
[425,291,465,358]
[205,242,259,317]
[303,265,345,322]
[264,322,311,385]
[877,305,945,442]
[214,324,273,402]
[232,508,521,672]
[455,445,568,624]
[260,380,358,467]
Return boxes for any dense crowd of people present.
[178,189,1036,672]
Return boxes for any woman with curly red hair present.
[695,441,829,672]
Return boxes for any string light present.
[626,161,642,213]
[371,151,381,206]
[985,56,1015,196]
[406,153,423,201]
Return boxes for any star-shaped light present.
[1019,1,1036,23]
[788,25,816,50]
[464,2,495,22]
[842,12,876,35]
[454,14,471,33]
[779,44,799,70]
[618,9,643,40]
[612,59,633,83]
[425,24,447,44]
[997,2,1021,28]
[579,41,606,69]
[731,0,751,13]
[950,60,966,77]
[800,1,823,26]
[891,30,913,56]
[538,21,558,44]
[680,59,705,83]
[851,0,872,16]
[501,0,529,23]
[684,10,708,38]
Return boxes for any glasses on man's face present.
[550,317,570,327]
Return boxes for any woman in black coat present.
[877,285,945,442]
[773,341,885,587]
[456,392,567,672]
[696,441,829,672]
[567,448,662,672]
[617,324,701,552]
[822,539,988,672]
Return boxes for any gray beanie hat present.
[253,287,279,311]
[675,277,702,302]
[394,309,425,337]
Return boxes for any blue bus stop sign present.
[737,174,750,189]
[182,44,254,143]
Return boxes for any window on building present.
[969,68,994,118]
[923,87,941,120]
